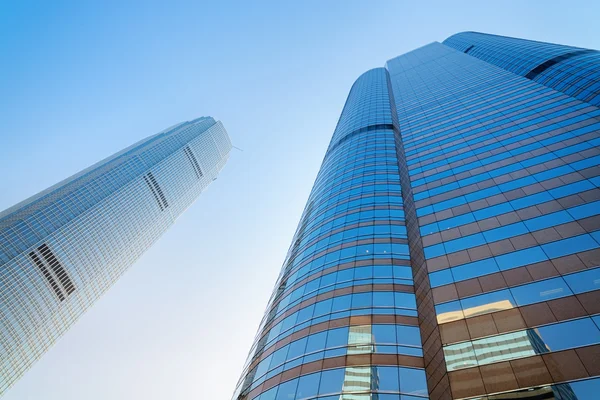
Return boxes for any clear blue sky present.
[1,1,599,399]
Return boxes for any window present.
[510,277,572,306]
[318,368,346,395]
[296,372,320,400]
[375,366,400,392]
[564,267,600,294]
[399,368,428,396]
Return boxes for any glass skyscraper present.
[0,117,231,396]
[233,32,600,400]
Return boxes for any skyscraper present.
[232,32,600,400]
[0,117,231,396]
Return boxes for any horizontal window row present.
[404,90,567,155]
[444,315,600,371]
[248,324,422,392]
[313,164,399,199]
[320,137,396,176]
[290,226,408,269]
[407,101,586,173]
[429,232,600,287]
[294,218,407,260]
[402,78,547,147]
[310,172,400,205]
[317,156,398,189]
[285,256,410,292]
[272,278,414,322]
[402,83,557,145]
[275,265,414,316]
[314,161,398,194]
[320,138,396,175]
[300,184,402,231]
[407,98,578,169]
[255,309,418,362]
[409,106,600,177]
[418,153,600,216]
[421,177,599,236]
[287,242,410,283]
[435,266,600,324]
[426,199,600,262]
[295,196,404,244]
[410,116,600,187]
[407,100,588,167]
[414,133,599,201]
[254,366,428,400]
[267,292,418,346]
[309,183,402,218]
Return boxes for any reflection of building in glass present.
[341,366,374,398]
[0,117,231,395]
[343,326,375,397]
[348,325,374,355]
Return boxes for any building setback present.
[0,117,231,395]
[233,32,600,400]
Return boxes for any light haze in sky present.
[1,1,599,399]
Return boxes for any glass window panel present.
[394,292,417,309]
[472,331,536,366]
[374,265,394,278]
[376,344,398,354]
[510,277,572,306]
[332,295,353,312]
[377,395,402,400]
[275,378,298,400]
[296,304,315,323]
[569,377,600,399]
[355,266,374,280]
[495,246,548,271]
[314,298,333,317]
[373,291,395,307]
[259,386,277,400]
[375,366,400,392]
[399,368,428,397]
[270,346,289,368]
[326,327,349,348]
[319,368,346,395]
[429,269,454,288]
[435,300,464,324]
[444,341,477,371]
[593,315,600,330]
[306,331,327,353]
[398,346,423,357]
[536,318,600,351]
[563,267,600,294]
[352,292,373,308]
[296,372,321,400]
[541,233,599,259]
[396,325,421,347]
[452,258,499,282]
[287,337,308,360]
[373,324,397,344]
[393,266,413,279]
[303,350,324,363]
[460,289,515,318]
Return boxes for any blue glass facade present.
[0,117,231,395]
[444,32,600,107]
[234,33,600,400]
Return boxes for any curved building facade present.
[232,68,428,400]
[0,117,231,395]
[234,32,600,400]
[444,31,600,107]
